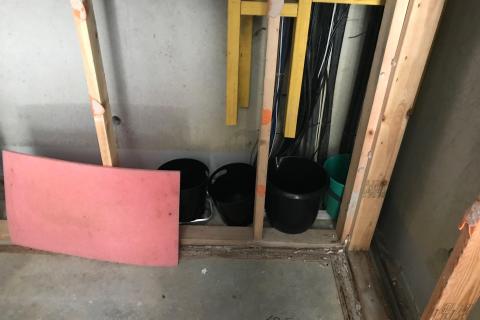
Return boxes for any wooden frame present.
[1,1,462,316]
[226,0,384,128]
[0,0,444,253]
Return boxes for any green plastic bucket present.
[323,154,351,220]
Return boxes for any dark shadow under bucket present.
[266,157,327,234]
[159,158,209,223]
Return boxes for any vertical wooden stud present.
[71,0,118,166]
[253,15,281,241]
[422,197,480,320]
[226,0,242,125]
[344,0,446,250]
[238,15,253,108]
[283,0,312,138]
[336,0,409,241]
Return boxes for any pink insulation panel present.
[3,151,180,266]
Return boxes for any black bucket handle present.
[209,164,234,187]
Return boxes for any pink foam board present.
[3,151,180,266]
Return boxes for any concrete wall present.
[0,0,266,170]
[377,0,480,317]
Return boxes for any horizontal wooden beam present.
[312,0,385,5]
[241,1,298,17]
[0,220,340,249]
[181,225,341,248]
[241,0,384,19]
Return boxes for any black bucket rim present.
[159,158,209,192]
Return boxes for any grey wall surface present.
[0,0,266,170]
[377,0,480,317]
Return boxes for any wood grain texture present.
[348,0,445,250]
[422,198,480,320]
[239,15,253,108]
[253,16,281,240]
[72,0,118,166]
[336,0,404,241]
[226,0,242,125]
[284,0,312,138]
[335,0,445,250]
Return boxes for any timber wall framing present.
[0,0,446,251]
[336,0,446,250]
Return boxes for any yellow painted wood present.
[226,0,241,125]
[239,16,253,108]
[240,0,383,19]
[283,0,312,138]
[71,0,118,166]
[241,1,299,17]
[312,0,384,5]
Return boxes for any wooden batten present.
[253,15,281,241]
[0,221,340,249]
[336,0,409,243]
[337,0,446,250]
[71,0,118,166]
[238,15,253,108]
[283,0,312,138]
[226,0,242,125]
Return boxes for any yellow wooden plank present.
[348,0,446,250]
[238,15,253,108]
[312,0,385,5]
[71,0,118,166]
[422,198,480,319]
[283,0,312,138]
[253,16,281,241]
[241,1,299,17]
[226,0,241,125]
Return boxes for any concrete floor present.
[0,252,344,320]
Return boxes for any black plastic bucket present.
[159,158,209,223]
[266,157,327,234]
[208,163,255,226]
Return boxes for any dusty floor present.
[0,250,347,320]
